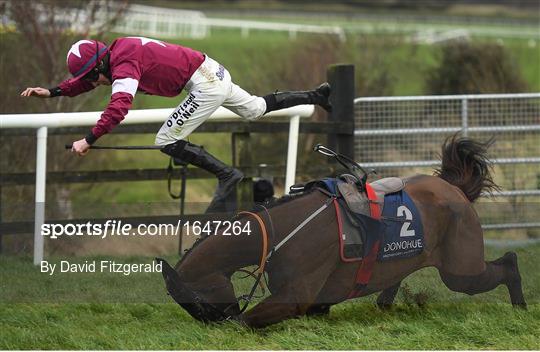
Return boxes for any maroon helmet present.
[66,39,108,80]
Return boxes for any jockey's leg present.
[263,83,332,113]
[156,55,242,213]
[222,82,332,121]
[160,140,243,213]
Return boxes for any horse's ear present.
[155,257,169,269]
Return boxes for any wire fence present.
[354,93,540,237]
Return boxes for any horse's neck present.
[177,217,263,279]
[177,190,329,280]
[265,190,329,244]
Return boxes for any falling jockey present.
[20,37,332,213]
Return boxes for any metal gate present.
[354,93,540,238]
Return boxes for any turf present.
[1,244,538,349]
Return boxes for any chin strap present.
[99,51,112,82]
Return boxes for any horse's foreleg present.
[242,262,337,329]
[240,283,315,328]
[376,280,402,309]
[439,252,526,307]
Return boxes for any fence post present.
[462,97,469,137]
[327,64,355,158]
[0,184,2,254]
[177,164,187,255]
[232,132,252,210]
[34,126,47,265]
[284,115,300,194]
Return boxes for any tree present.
[425,41,528,95]
[1,0,128,114]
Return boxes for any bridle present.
[213,195,333,320]
[169,205,275,322]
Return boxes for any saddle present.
[370,177,406,207]
[291,174,405,219]
[292,174,406,261]
[336,174,405,218]
[333,175,404,260]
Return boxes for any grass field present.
[1,244,538,349]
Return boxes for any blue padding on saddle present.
[321,178,339,196]
[378,190,424,261]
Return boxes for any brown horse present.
[158,136,526,328]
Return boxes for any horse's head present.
[156,211,271,323]
[156,257,241,323]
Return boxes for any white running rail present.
[0,105,314,265]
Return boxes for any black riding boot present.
[161,141,244,213]
[263,82,332,114]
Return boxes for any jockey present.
[20,37,331,213]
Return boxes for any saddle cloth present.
[378,190,424,261]
[334,176,424,262]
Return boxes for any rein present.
[238,211,269,274]
[234,210,271,314]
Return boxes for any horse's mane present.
[177,187,318,266]
[260,187,318,210]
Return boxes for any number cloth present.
[377,190,425,261]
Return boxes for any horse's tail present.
[435,135,500,202]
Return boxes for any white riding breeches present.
[155,55,267,145]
